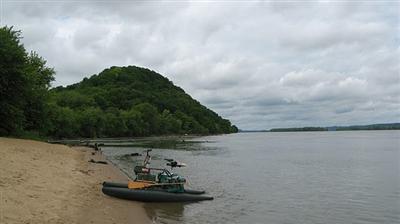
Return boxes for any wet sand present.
[0,137,150,224]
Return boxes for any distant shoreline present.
[240,122,400,132]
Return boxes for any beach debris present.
[72,168,93,175]
[130,153,142,156]
[88,159,108,164]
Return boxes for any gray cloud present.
[2,1,399,129]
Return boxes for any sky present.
[2,1,399,130]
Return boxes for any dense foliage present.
[0,26,237,138]
[49,66,238,138]
[0,27,55,136]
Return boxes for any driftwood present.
[130,153,142,156]
[88,159,108,164]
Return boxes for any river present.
[101,131,400,224]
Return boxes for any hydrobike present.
[102,149,213,202]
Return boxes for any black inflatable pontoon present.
[103,181,206,195]
[102,184,213,202]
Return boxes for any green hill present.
[0,27,236,139]
[49,66,238,138]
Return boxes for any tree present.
[103,109,127,137]
[133,103,161,135]
[78,107,105,138]
[48,105,79,138]
[0,27,54,135]
[160,109,182,134]
[121,108,144,136]
[23,52,55,132]
[0,26,54,136]
[0,27,27,135]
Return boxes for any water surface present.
[102,131,400,224]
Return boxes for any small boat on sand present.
[102,150,213,202]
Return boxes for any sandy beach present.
[0,137,150,224]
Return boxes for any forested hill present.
[0,27,236,139]
[49,66,238,138]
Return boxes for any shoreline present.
[46,133,231,144]
[0,137,150,224]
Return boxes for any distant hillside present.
[329,123,400,131]
[270,127,326,132]
[269,123,400,132]
[238,129,268,133]
[49,66,238,138]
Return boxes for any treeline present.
[333,123,400,131]
[0,26,237,139]
[270,127,327,132]
[269,123,400,132]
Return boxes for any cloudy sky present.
[2,1,399,129]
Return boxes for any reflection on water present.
[101,131,400,224]
[144,203,185,223]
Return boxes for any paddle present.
[128,180,185,189]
